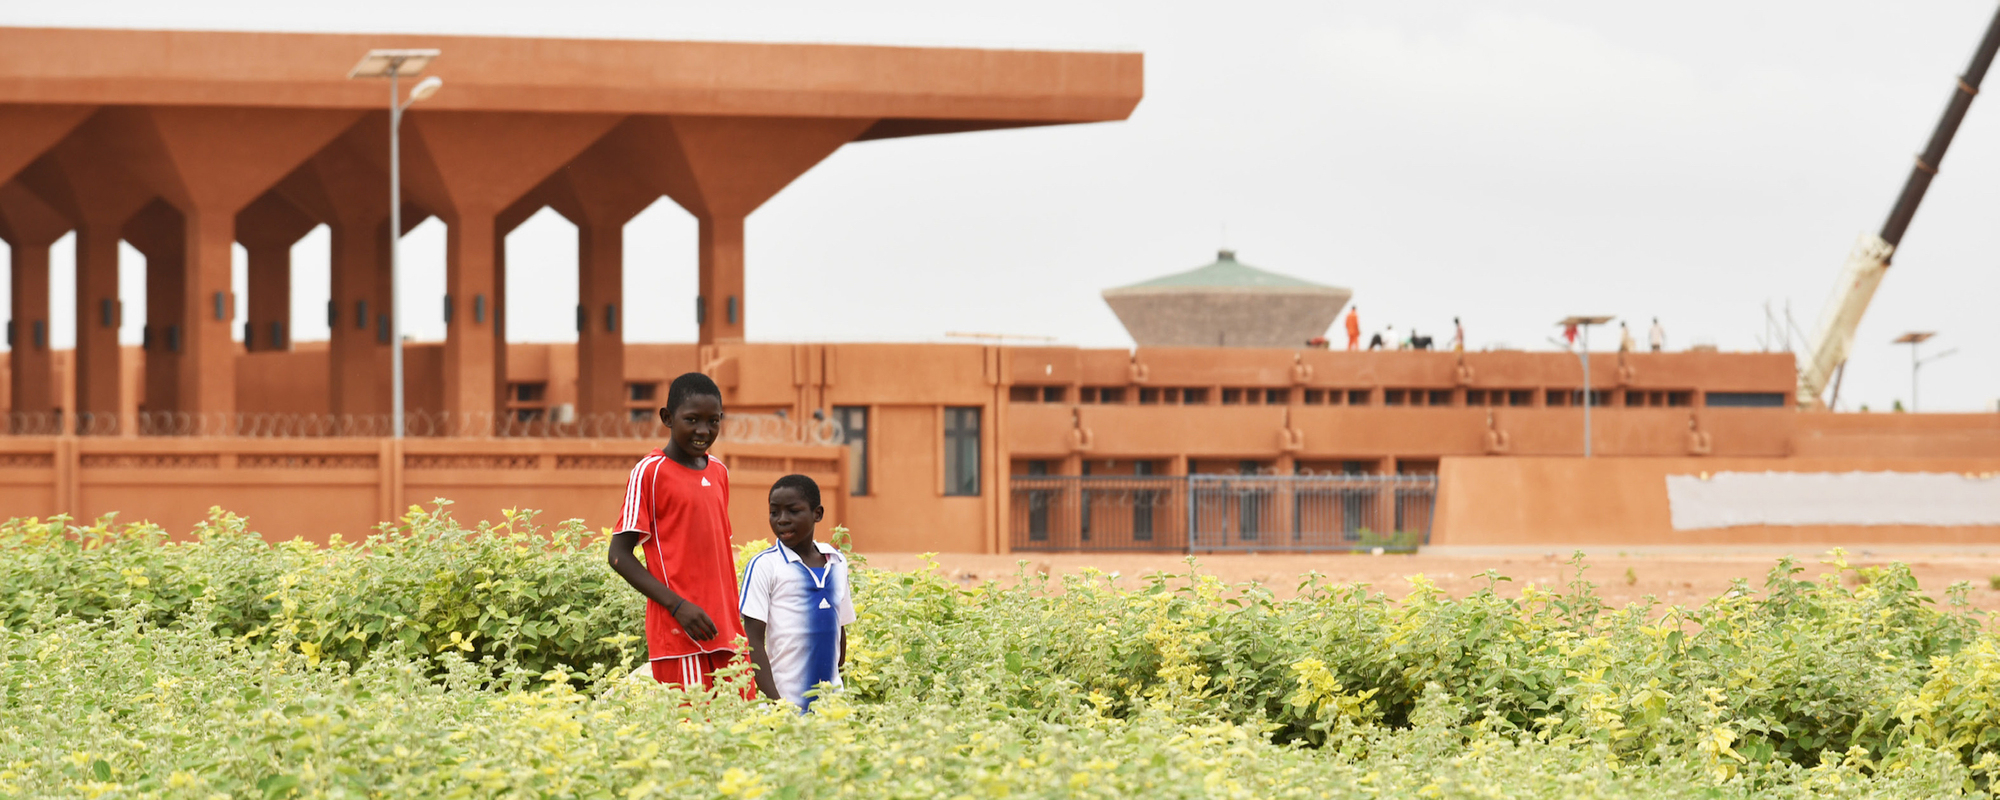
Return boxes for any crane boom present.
[1799,4,2000,407]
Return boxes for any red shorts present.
[650,651,740,688]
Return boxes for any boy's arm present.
[744,617,781,701]
[606,531,717,641]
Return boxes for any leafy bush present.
[0,508,1994,798]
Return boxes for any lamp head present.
[409,76,444,102]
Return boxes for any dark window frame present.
[943,407,982,496]
[834,406,870,496]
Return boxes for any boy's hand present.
[673,601,718,642]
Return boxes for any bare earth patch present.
[859,549,2000,614]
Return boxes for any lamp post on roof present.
[1558,316,1615,457]
[1892,331,1955,412]
[348,49,440,439]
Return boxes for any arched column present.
[629,115,877,345]
[15,114,158,430]
[400,110,622,423]
[0,183,70,426]
[236,192,318,352]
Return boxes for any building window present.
[1043,386,1066,403]
[512,382,547,403]
[1183,388,1210,405]
[1348,389,1371,406]
[1221,388,1243,405]
[629,409,652,422]
[1095,387,1126,404]
[1025,460,1050,540]
[1265,388,1290,405]
[834,406,869,496]
[1139,387,1160,404]
[944,407,981,496]
[1705,392,1786,408]
[1009,386,1039,403]
[1384,389,1406,406]
[1667,390,1695,407]
[1428,390,1454,406]
[1079,460,1092,540]
[1133,460,1156,540]
[1237,460,1263,541]
[627,382,658,403]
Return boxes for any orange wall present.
[6,340,1998,552]
[0,436,844,548]
[1435,455,2000,549]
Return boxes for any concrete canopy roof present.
[0,27,1143,139]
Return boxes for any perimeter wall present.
[0,436,843,546]
[1434,454,2000,549]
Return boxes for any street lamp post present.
[348,49,441,439]
[1558,316,1615,458]
[1892,331,1956,412]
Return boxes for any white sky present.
[3,0,1998,412]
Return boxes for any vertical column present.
[327,219,384,416]
[491,223,510,423]
[443,212,498,423]
[128,203,186,419]
[374,217,396,407]
[73,229,122,429]
[698,215,745,345]
[577,222,625,417]
[178,209,236,422]
[242,239,291,352]
[9,239,53,422]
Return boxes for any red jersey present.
[618,449,746,660]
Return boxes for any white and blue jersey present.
[739,542,856,710]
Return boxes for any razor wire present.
[1,410,843,445]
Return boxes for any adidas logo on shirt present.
[819,599,831,609]
[701,477,712,487]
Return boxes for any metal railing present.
[1,411,843,445]
[1010,476,1187,553]
[1010,473,1438,553]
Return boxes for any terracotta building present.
[0,27,1995,553]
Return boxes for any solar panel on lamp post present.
[1892,331,1955,412]
[348,49,441,439]
[1558,316,1615,458]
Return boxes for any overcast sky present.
[5,0,1999,412]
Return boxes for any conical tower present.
[1101,250,1351,348]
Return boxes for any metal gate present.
[1009,474,1436,553]
[1187,474,1435,553]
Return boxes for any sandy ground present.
[857,550,2000,615]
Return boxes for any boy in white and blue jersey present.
[741,474,856,711]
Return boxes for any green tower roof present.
[1113,249,1331,291]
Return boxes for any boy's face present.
[660,394,723,456]
[768,486,823,550]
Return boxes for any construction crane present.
[1798,5,2000,408]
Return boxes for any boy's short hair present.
[664,372,723,415]
[769,474,822,508]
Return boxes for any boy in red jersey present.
[607,372,747,688]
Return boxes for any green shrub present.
[0,511,1992,798]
